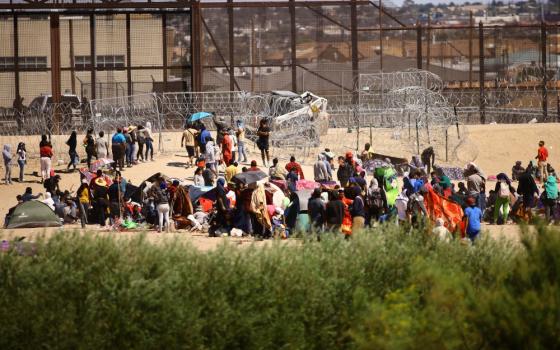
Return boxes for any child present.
[432,217,451,242]
[16,142,26,182]
[193,167,205,186]
[464,196,482,241]
[2,144,12,185]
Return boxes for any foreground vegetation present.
[0,225,559,349]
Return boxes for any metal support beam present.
[162,13,168,91]
[50,13,62,133]
[90,14,96,99]
[228,0,235,91]
[469,11,473,88]
[191,2,202,92]
[13,14,19,99]
[416,23,422,69]
[541,21,548,121]
[379,0,383,71]
[351,0,359,104]
[126,13,132,96]
[201,15,241,90]
[479,21,485,124]
[290,0,297,92]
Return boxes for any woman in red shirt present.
[39,134,53,182]
[536,140,549,181]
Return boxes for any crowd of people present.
[2,113,559,241]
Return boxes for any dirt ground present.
[1,123,558,249]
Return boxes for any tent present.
[7,201,61,229]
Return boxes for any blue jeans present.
[17,159,25,181]
[125,145,133,165]
[237,141,247,162]
[467,230,480,241]
[145,139,154,160]
[476,192,486,214]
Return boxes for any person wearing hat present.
[128,126,139,165]
[181,124,198,168]
[93,176,109,227]
[464,196,482,241]
[511,160,525,182]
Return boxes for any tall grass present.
[0,225,558,349]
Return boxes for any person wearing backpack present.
[493,173,515,224]
[367,178,385,224]
[542,174,558,224]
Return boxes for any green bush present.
[0,225,558,349]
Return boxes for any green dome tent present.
[7,201,61,229]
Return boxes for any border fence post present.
[541,21,548,122]
[416,22,422,70]
[478,21,485,124]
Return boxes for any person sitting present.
[21,187,42,202]
[42,192,55,211]
[249,160,260,172]
[285,156,304,180]
[269,158,287,180]
[225,160,238,185]
[202,163,215,187]
[5,195,23,228]
[193,167,205,186]
[432,218,451,242]
[511,161,525,181]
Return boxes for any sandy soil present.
[1,123,558,248]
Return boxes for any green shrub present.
[0,224,557,349]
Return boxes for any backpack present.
[499,181,510,198]
[368,188,384,209]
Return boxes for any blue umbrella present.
[190,112,212,122]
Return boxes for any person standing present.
[236,120,248,163]
[143,121,155,161]
[93,177,109,227]
[221,130,234,167]
[39,135,53,182]
[181,125,198,167]
[314,154,330,183]
[123,129,133,167]
[198,124,211,155]
[83,128,96,169]
[225,160,239,185]
[66,131,78,172]
[350,188,366,232]
[96,131,108,159]
[465,163,486,213]
[361,143,374,162]
[536,140,549,181]
[150,180,170,233]
[325,190,344,233]
[111,128,126,172]
[421,146,435,175]
[543,174,558,224]
[128,126,138,165]
[3,144,13,185]
[464,196,482,241]
[257,119,271,167]
[136,125,145,162]
[16,142,26,182]
[204,136,218,174]
[517,168,539,221]
[493,173,515,224]
[285,156,305,180]
[308,188,325,234]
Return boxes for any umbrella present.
[190,112,212,122]
[232,170,268,185]
[90,158,114,172]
